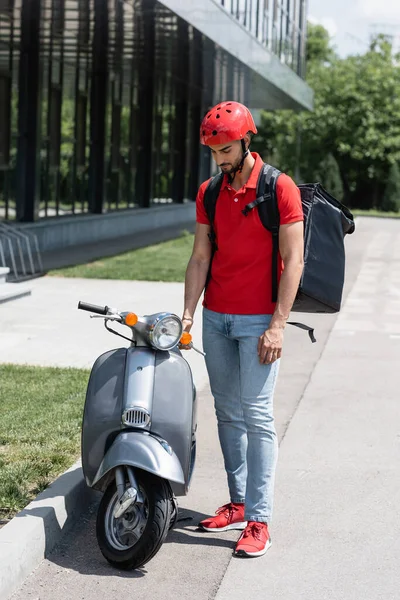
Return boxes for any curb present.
[0,460,98,600]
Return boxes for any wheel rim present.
[104,487,149,551]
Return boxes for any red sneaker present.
[235,522,271,557]
[199,502,247,532]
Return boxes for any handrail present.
[0,223,43,280]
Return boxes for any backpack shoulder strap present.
[255,163,281,231]
[203,172,224,290]
[203,172,224,227]
[246,163,282,303]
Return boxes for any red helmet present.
[200,101,257,146]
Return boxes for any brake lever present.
[90,315,122,322]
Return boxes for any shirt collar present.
[220,152,263,191]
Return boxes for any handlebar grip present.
[78,301,109,315]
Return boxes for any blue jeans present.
[202,308,280,523]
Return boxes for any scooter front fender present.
[91,431,185,493]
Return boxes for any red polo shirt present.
[196,153,303,315]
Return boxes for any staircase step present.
[0,283,31,304]
[0,267,10,285]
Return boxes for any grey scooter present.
[78,301,202,570]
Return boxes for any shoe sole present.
[235,539,272,557]
[199,521,248,532]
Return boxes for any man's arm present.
[258,221,304,364]
[182,223,212,332]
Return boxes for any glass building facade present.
[218,0,308,78]
[0,0,311,225]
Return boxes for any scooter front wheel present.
[96,470,172,570]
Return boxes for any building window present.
[39,0,92,218]
[0,0,18,221]
[104,0,137,211]
[218,0,307,77]
[0,74,11,167]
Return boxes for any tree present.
[255,28,400,210]
[306,22,335,64]
[315,154,344,201]
[382,163,400,212]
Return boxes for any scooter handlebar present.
[78,301,109,315]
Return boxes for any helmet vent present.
[226,110,231,113]
[212,130,218,136]
[216,114,220,119]
[217,107,221,110]
[207,114,211,118]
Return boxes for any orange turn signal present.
[125,312,138,327]
[180,332,192,346]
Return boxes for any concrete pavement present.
[0,268,332,600]
[216,218,400,600]
[1,217,399,599]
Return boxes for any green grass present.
[0,364,89,521]
[352,209,400,218]
[49,231,194,282]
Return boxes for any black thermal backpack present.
[203,163,356,343]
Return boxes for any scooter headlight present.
[150,314,183,351]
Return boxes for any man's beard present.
[220,156,242,174]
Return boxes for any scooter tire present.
[96,470,172,570]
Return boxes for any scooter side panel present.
[92,431,185,493]
[82,348,127,486]
[151,351,194,491]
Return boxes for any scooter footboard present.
[92,431,186,493]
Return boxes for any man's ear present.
[243,132,251,151]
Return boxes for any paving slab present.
[215,217,400,600]
[0,282,31,303]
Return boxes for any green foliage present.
[60,98,75,181]
[306,22,336,64]
[256,26,400,210]
[314,154,344,201]
[382,163,400,212]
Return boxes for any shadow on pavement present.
[11,466,98,557]
[46,502,235,578]
[165,507,236,550]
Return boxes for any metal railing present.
[218,0,308,78]
[0,223,43,281]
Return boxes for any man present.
[182,101,304,557]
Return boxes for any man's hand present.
[257,327,284,364]
[179,317,193,350]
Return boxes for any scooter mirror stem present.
[191,344,206,357]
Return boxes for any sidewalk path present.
[216,218,400,600]
[4,217,400,600]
